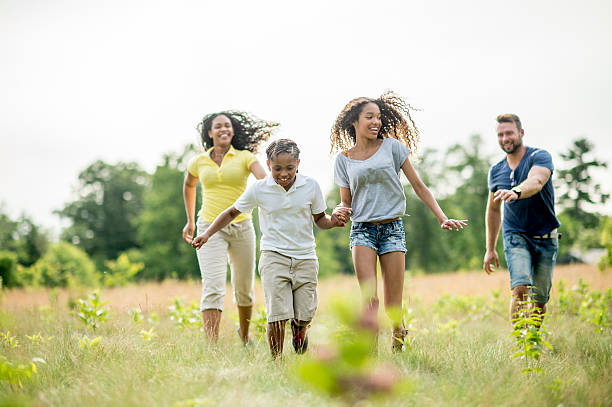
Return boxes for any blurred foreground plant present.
[296,297,409,402]
[510,300,552,374]
[75,291,109,330]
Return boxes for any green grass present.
[1,282,610,407]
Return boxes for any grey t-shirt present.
[334,137,411,223]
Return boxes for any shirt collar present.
[265,173,306,191]
[206,145,236,157]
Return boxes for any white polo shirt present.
[233,174,327,259]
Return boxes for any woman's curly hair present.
[330,91,420,154]
[197,110,279,153]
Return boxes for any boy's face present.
[267,153,300,191]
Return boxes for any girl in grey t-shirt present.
[331,91,468,351]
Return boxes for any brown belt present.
[369,217,401,224]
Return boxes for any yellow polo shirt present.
[187,146,258,223]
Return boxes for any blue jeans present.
[350,220,407,255]
[503,232,558,304]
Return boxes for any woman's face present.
[208,115,234,148]
[353,102,381,141]
[267,152,300,191]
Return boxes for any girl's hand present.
[192,234,209,250]
[440,218,468,231]
[182,222,195,244]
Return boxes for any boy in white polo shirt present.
[192,139,351,358]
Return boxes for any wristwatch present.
[511,186,522,199]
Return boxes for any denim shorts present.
[350,219,407,255]
[503,232,558,304]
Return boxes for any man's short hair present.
[496,113,522,132]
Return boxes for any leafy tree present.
[137,145,201,280]
[0,208,48,267]
[556,138,609,227]
[27,241,99,287]
[57,160,148,265]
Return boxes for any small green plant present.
[79,335,102,350]
[250,306,268,343]
[510,301,552,374]
[0,356,44,388]
[75,291,109,330]
[438,319,459,335]
[148,311,159,326]
[1,330,20,348]
[128,308,145,325]
[25,333,54,346]
[39,305,54,323]
[168,297,202,330]
[140,327,157,342]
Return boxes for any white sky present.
[1,0,611,236]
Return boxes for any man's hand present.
[493,189,519,203]
[483,250,500,275]
[192,233,210,250]
[182,222,195,244]
[331,206,352,227]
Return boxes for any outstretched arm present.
[182,172,199,244]
[494,166,551,203]
[401,157,467,231]
[483,191,502,274]
[192,206,242,249]
[313,206,352,229]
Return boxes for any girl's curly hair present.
[197,110,279,153]
[330,91,420,154]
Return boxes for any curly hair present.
[196,110,279,153]
[330,90,420,154]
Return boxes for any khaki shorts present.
[196,218,256,311]
[258,250,318,323]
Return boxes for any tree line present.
[1,136,610,288]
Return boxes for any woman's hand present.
[182,222,195,244]
[440,218,468,231]
[331,205,352,226]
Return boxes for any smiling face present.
[267,152,299,191]
[497,121,524,155]
[208,115,234,148]
[352,102,381,142]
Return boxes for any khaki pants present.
[258,250,318,323]
[196,218,256,311]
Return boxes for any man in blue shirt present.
[484,113,560,322]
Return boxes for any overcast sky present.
[1,0,611,236]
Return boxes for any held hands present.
[182,222,195,244]
[331,205,352,227]
[483,250,500,275]
[439,218,468,231]
[494,189,519,203]
[191,233,210,250]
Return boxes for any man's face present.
[497,122,524,154]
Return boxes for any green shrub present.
[0,251,18,288]
[27,242,99,287]
[103,253,144,287]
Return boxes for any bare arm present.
[483,191,502,274]
[191,206,242,249]
[401,157,467,231]
[494,166,551,203]
[182,172,199,244]
[249,160,267,180]
[313,206,352,230]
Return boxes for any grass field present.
[1,265,611,406]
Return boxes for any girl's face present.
[353,102,381,141]
[208,115,234,148]
[267,153,300,191]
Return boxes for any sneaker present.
[291,320,309,354]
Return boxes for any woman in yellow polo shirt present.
[182,110,278,344]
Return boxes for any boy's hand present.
[331,206,352,226]
[192,234,209,250]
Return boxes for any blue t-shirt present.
[488,146,560,236]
